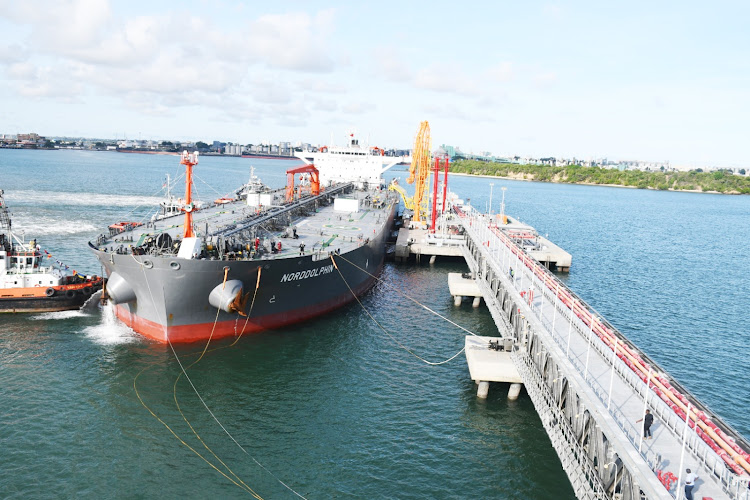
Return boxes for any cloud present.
[341,102,370,114]
[486,62,514,83]
[6,62,36,79]
[245,10,336,72]
[533,71,558,88]
[0,2,340,108]
[309,96,338,112]
[268,101,311,126]
[371,52,511,100]
[372,46,412,82]
[296,78,347,94]
[0,43,29,63]
[121,93,175,118]
[5,61,84,99]
[413,65,477,96]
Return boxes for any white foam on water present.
[83,303,140,345]
[30,310,90,320]
[5,190,163,208]
[11,214,97,235]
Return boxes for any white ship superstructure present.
[296,133,404,189]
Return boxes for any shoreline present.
[447,171,738,195]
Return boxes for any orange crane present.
[407,121,431,224]
[286,164,320,202]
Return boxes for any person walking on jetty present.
[684,468,697,500]
[636,409,654,439]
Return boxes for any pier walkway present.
[453,204,750,500]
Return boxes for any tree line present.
[449,160,750,194]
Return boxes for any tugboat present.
[0,189,104,313]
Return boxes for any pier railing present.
[454,204,749,499]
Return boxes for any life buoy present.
[65,290,76,298]
[45,287,55,297]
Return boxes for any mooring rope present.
[133,367,262,498]
[132,257,264,497]
[330,254,467,366]
[170,267,259,494]
[333,253,479,338]
[173,266,305,499]
[131,259,306,499]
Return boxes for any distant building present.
[225,143,243,155]
[17,132,46,148]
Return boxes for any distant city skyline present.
[1,1,748,169]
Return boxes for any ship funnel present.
[208,280,244,313]
[106,272,137,305]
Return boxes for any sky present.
[0,0,748,168]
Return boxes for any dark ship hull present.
[91,202,395,343]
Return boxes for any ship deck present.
[93,187,394,261]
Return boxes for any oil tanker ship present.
[89,133,403,343]
[0,189,103,312]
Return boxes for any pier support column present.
[454,295,462,306]
[429,255,436,264]
[477,381,490,399]
[472,297,481,308]
[507,383,522,400]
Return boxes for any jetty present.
[446,202,750,499]
[396,197,749,499]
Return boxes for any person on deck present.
[636,409,654,439]
[684,468,697,500]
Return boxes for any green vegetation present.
[450,160,750,194]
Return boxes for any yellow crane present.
[407,121,431,224]
[389,121,432,224]
[387,179,416,211]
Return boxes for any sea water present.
[1,149,747,499]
